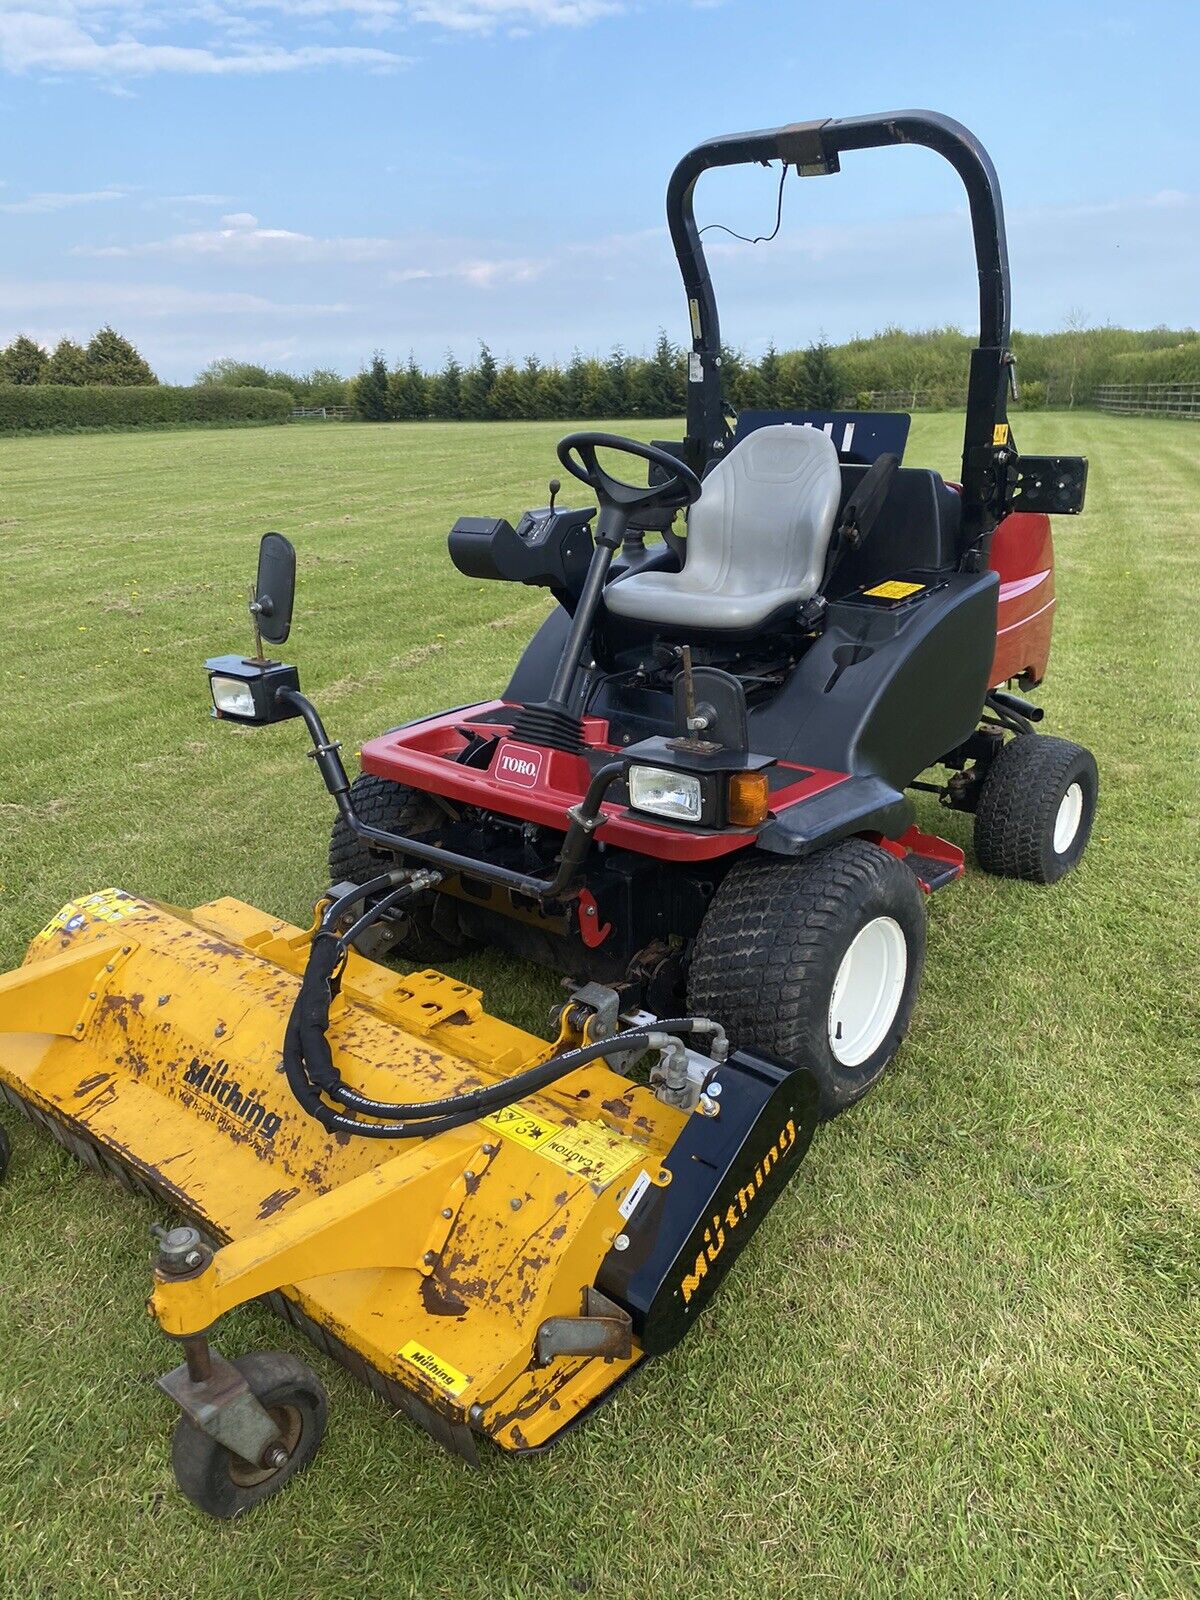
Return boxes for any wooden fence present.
[291,405,351,420]
[1093,384,1200,419]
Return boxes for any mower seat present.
[604,423,841,632]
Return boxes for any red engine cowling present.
[989,509,1055,687]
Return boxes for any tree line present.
[0,327,157,387]
[198,323,1199,422]
[4,320,1195,420]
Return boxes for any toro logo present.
[494,740,545,789]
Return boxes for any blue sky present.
[1,0,1196,382]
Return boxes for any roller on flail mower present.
[0,110,1096,1518]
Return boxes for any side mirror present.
[251,532,296,650]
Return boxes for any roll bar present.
[668,110,1016,561]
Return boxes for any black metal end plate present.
[1013,456,1088,516]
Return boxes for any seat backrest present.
[683,423,842,601]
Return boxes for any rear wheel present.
[974,734,1098,883]
[328,773,466,962]
[170,1351,327,1519]
[687,840,927,1119]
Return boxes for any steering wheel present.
[557,432,702,546]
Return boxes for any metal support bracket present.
[534,1287,633,1366]
[158,1350,284,1469]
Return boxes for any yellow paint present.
[398,1341,470,1397]
[0,892,688,1454]
[864,579,925,600]
[993,423,1010,446]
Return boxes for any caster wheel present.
[0,1121,10,1182]
[688,839,927,1120]
[170,1351,328,1519]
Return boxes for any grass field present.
[0,414,1197,1599]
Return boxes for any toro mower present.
[0,111,1095,1517]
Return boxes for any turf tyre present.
[973,734,1098,883]
[328,773,464,961]
[687,840,927,1120]
[170,1351,328,1520]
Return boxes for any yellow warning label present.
[864,580,925,601]
[34,888,139,943]
[397,1340,471,1397]
[993,423,1010,446]
[480,1104,640,1187]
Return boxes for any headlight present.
[204,654,302,725]
[627,764,703,822]
[210,674,257,719]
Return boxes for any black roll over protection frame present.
[667,109,1087,565]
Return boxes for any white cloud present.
[0,186,127,214]
[406,0,622,30]
[73,218,384,260]
[0,0,626,83]
[0,10,411,77]
[390,254,550,287]
[0,275,349,319]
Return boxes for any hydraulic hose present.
[283,881,719,1138]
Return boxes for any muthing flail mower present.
[0,111,1097,1517]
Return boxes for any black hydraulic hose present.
[283,897,719,1137]
[320,869,413,932]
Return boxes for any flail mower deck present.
[0,110,1096,1518]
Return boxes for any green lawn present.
[0,415,1196,1598]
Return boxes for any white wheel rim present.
[827,915,908,1069]
[1053,782,1084,854]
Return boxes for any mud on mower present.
[0,111,1096,1518]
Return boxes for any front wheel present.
[170,1351,328,1519]
[687,840,927,1119]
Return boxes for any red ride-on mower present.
[287,111,1094,1120]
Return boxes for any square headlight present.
[204,655,302,725]
[627,764,703,823]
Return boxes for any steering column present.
[511,432,702,753]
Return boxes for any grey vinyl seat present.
[604,423,843,632]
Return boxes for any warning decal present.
[863,580,925,601]
[480,1105,641,1188]
[35,888,139,944]
[398,1340,471,1397]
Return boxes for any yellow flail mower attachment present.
[0,884,817,1517]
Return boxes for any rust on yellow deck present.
[0,889,686,1453]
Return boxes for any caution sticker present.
[398,1340,471,1397]
[34,888,139,943]
[480,1104,641,1188]
[993,423,1010,446]
[864,580,925,601]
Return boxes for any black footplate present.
[904,853,963,892]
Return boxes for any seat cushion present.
[604,423,842,631]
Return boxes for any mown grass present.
[0,415,1196,1599]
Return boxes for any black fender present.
[757,774,912,856]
